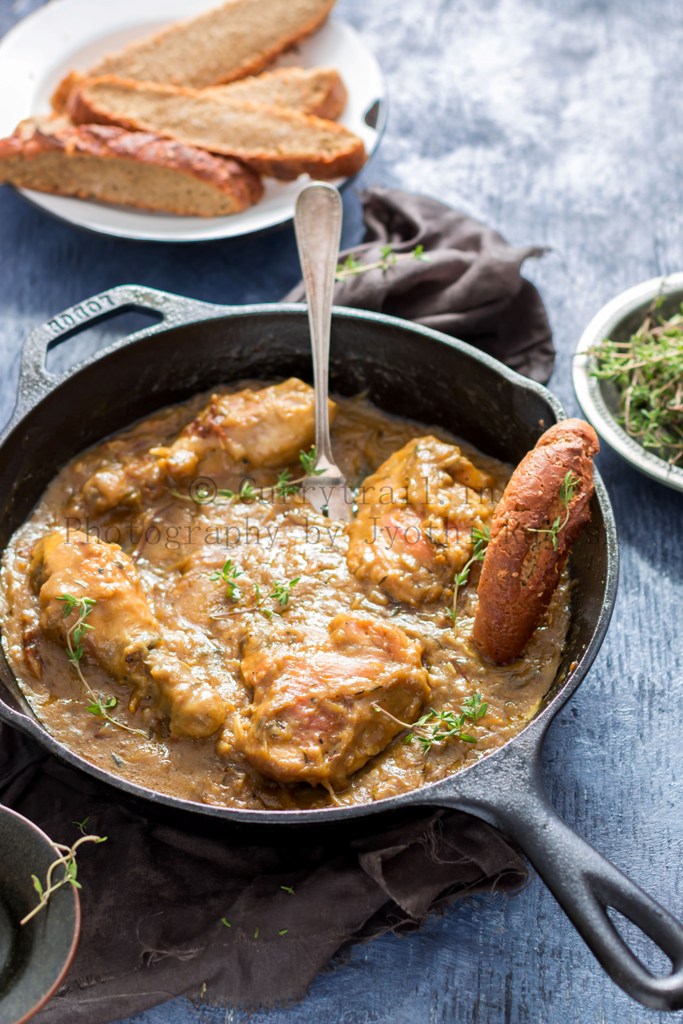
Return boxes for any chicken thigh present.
[30,530,226,738]
[347,436,494,605]
[80,378,333,513]
[233,612,430,789]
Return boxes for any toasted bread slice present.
[69,77,366,180]
[0,118,263,217]
[205,67,347,120]
[52,0,336,108]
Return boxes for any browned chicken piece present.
[80,378,333,513]
[232,613,430,789]
[30,530,226,739]
[347,436,495,606]
[151,377,334,482]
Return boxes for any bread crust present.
[68,77,366,181]
[0,119,264,215]
[472,419,599,664]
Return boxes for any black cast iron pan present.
[0,285,682,1010]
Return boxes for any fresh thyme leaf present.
[275,469,299,499]
[450,525,490,628]
[375,692,488,755]
[589,301,683,466]
[279,929,289,937]
[526,470,580,550]
[209,560,243,602]
[59,593,147,738]
[270,578,300,609]
[21,832,107,926]
[239,481,258,502]
[86,696,118,718]
[280,885,295,895]
[221,918,231,928]
[299,446,323,476]
[254,927,260,940]
[335,244,431,282]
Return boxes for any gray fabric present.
[285,187,554,383]
[0,725,527,1021]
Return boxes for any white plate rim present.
[573,272,683,494]
[0,0,387,242]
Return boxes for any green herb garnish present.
[335,244,429,282]
[526,470,579,551]
[374,692,488,755]
[209,559,243,602]
[21,830,107,926]
[270,578,301,609]
[58,593,147,737]
[406,692,488,754]
[449,525,490,628]
[590,302,683,466]
[298,446,323,476]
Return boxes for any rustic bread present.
[0,118,263,217]
[205,67,347,119]
[69,77,366,180]
[52,0,336,109]
[472,419,599,665]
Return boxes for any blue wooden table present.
[1,1,682,1022]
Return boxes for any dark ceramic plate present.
[0,807,80,1024]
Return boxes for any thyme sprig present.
[58,594,147,737]
[21,831,107,926]
[335,244,429,282]
[209,559,243,602]
[589,303,683,466]
[374,692,488,755]
[175,448,325,506]
[526,470,579,550]
[270,578,300,609]
[447,525,490,629]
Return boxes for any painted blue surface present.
[0,1,682,1022]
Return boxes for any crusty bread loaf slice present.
[205,67,347,120]
[0,118,264,217]
[69,77,366,180]
[55,66,348,120]
[52,0,336,108]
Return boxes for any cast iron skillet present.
[0,285,682,1010]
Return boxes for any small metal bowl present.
[573,273,683,493]
[0,806,80,1024]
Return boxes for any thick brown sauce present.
[0,386,570,810]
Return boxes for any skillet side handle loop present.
[450,750,683,1011]
[17,284,217,408]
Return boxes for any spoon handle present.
[294,182,343,469]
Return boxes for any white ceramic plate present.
[573,273,683,493]
[0,0,386,242]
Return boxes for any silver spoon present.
[294,181,351,521]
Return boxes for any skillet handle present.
[17,284,220,407]
[441,738,683,1011]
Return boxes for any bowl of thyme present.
[573,274,683,492]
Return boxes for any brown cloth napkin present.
[285,187,554,383]
[0,723,527,1022]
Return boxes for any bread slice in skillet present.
[51,0,337,109]
[68,77,366,181]
[0,118,264,217]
